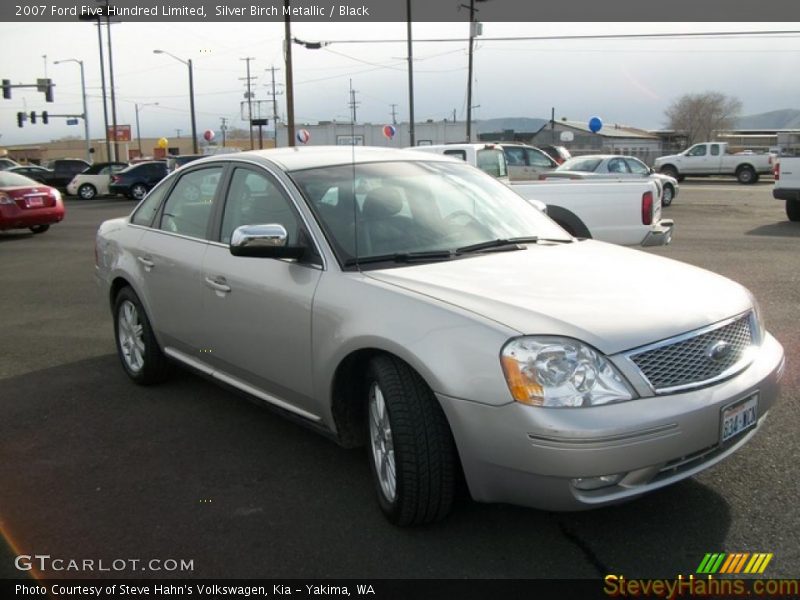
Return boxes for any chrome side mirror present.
[230,224,305,259]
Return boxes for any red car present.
[0,171,65,234]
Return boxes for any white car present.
[67,162,129,199]
[543,155,680,206]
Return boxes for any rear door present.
[136,164,226,355]
[200,164,323,417]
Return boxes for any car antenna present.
[350,78,361,271]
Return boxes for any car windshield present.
[557,157,602,172]
[290,160,570,267]
[0,171,39,187]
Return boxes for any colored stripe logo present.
[697,553,773,574]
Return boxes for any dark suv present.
[109,161,169,201]
[42,158,91,188]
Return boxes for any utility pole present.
[267,65,283,147]
[390,104,398,125]
[93,19,111,162]
[406,0,415,146]
[240,57,256,150]
[463,0,485,142]
[349,86,360,124]
[101,0,119,161]
[175,129,182,139]
[220,117,228,147]
[284,0,295,147]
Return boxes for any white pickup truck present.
[410,143,674,247]
[655,142,775,184]
[773,155,800,221]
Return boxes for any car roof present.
[184,146,456,172]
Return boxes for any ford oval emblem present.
[706,340,733,362]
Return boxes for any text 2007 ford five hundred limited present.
[95,147,785,525]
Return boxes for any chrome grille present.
[629,313,753,393]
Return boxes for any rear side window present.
[158,166,224,239]
[131,184,169,227]
[476,149,507,178]
[443,149,467,161]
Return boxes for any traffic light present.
[45,81,54,103]
[2,79,10,99]
[42,111,48,124]
[29,111,36,124]
[17,111,24,127]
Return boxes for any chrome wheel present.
[131,184,147,201]
[368,381,396,502]
[117,299,145,373]
[78,184,97,200]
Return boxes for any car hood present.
[364,240,752,355]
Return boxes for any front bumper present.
[641,219,674,247]
[437,333,784,511]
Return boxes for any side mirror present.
[649,167,655,174]
[229,224,306,259]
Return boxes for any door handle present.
[137,256,155,271]
[204,276,231,293]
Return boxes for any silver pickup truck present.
[655,142,775,184]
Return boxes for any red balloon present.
[203,129,215,142]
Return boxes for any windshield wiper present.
[456,236,541,254]
[344,250,456,267]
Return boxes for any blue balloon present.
[589,116,603,133]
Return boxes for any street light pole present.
[406,0,415,146]
[153,49,198,154]
[284,0,295,147]
[135,102,158,157]
[54,59,91,163]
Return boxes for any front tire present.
[130,183,148,202]
[113,287,170,384]
[787,199,800,222]
[366,355,456,526]
[78,183,97,199]
[29,224,50,234]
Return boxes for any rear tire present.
[29,224,50,234]
[113,287,170,385]
[660,165,679,180]
[787,199,800,222]
[662,184,674,207]
[130,183,148,202]
[78,183,97,200]
[737,166,756,184]
[365,355,456,526]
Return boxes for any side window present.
[477,149,508,177]
[527,148,554,167]
[220,168,300,245]
[131,183,169,227]
[626,158,650,175]
[158,166,223,239]
[687,145,707,157]
[608,158,630,173]
[443,149,467,161]
[710,144,720,156]
[504,147,527,166]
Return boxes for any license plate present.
[26,197,44,207]
[721,394,759,443]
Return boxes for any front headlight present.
[500,336,634,408]
[749,295,765,346]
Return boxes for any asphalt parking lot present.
[1,180,798,580]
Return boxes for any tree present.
[664,92,742,147]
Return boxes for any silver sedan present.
[544,154,680,206]
[95,147,782,525]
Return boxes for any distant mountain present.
[476,117,549,134]
[734,109,800,130]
